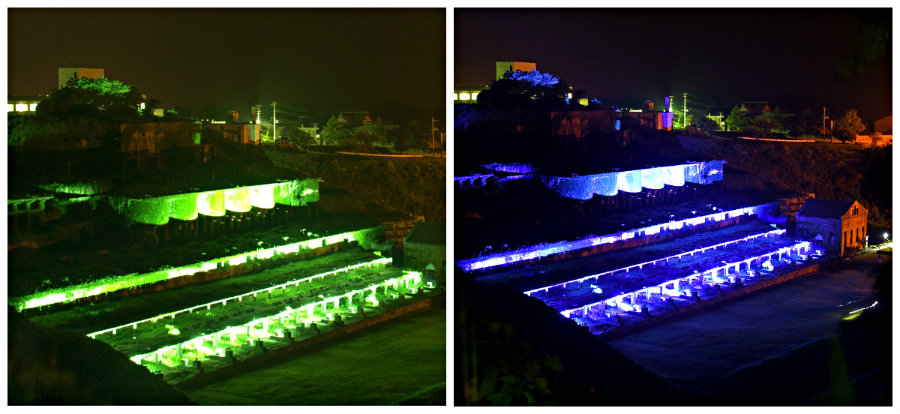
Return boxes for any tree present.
[36,77,146,123]
[320,115,351,145]
[695,115,721,135]
[352,129,380,146]
[476,69,571,110]
[834,128,856,144]
[289,129,316,148]
[789,123,803,138]
[393,130,409,153]
[724,104,750,132]
[835,108,866,143]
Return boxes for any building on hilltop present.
[58,67,105,88]
[796,198,867,257]
[496,61,536,80]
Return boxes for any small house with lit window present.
[796,199,867,257]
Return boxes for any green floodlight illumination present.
[88,257,396,339]
[38,182,104,196]
[13,227,382,311]
[125,270,425,367]
[110,180,321,225]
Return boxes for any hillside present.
[677,136,891,228]
[263,147,446,222]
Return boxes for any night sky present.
[8,8,445,122]
[456,8,891,121]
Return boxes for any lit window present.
[29,103,37,111]
[460,92,471,101]
[453,93,458,101]
[7,104,14,112]
[471,92,479,101]
[15,103,28,112]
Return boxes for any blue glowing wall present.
[482,163,536,174]
[541,161,724,201]
[617,170,642,193]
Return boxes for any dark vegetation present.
[456,274,702,405]
[264,145,445,222]
[8,306,193,405]
[677,135,892,229]
[456,255,892,405]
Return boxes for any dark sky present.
[8,8,445,122]
[456,8,891,121]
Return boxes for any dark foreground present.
[456,250,891,405]
[183,307,446,405]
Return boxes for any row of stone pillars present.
[577,242,811,321]
[136,272,423,370]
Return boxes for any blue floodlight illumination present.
[615,120,621,131]
[459,203,775,272]
[641,168,664,190]
[617,302,634,312]
[481,163,536,174]
[617,170,643,193]
[542,162,723,201]
[560,240,812,319]
[508,69,560,87]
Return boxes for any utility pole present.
[682,93,688,130]
[271,101,278,141]
[822,107,827,142]
[431,117,438,156]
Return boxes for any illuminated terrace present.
[540,160,724,200]
[12,227,379,311]
[457,203,773,273]
[108,179,321,225]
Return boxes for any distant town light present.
[471,92,479,101]
[140,102,146,110]
[460,92,471,101]
[15,103,27,112]
[29,103,37,111]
